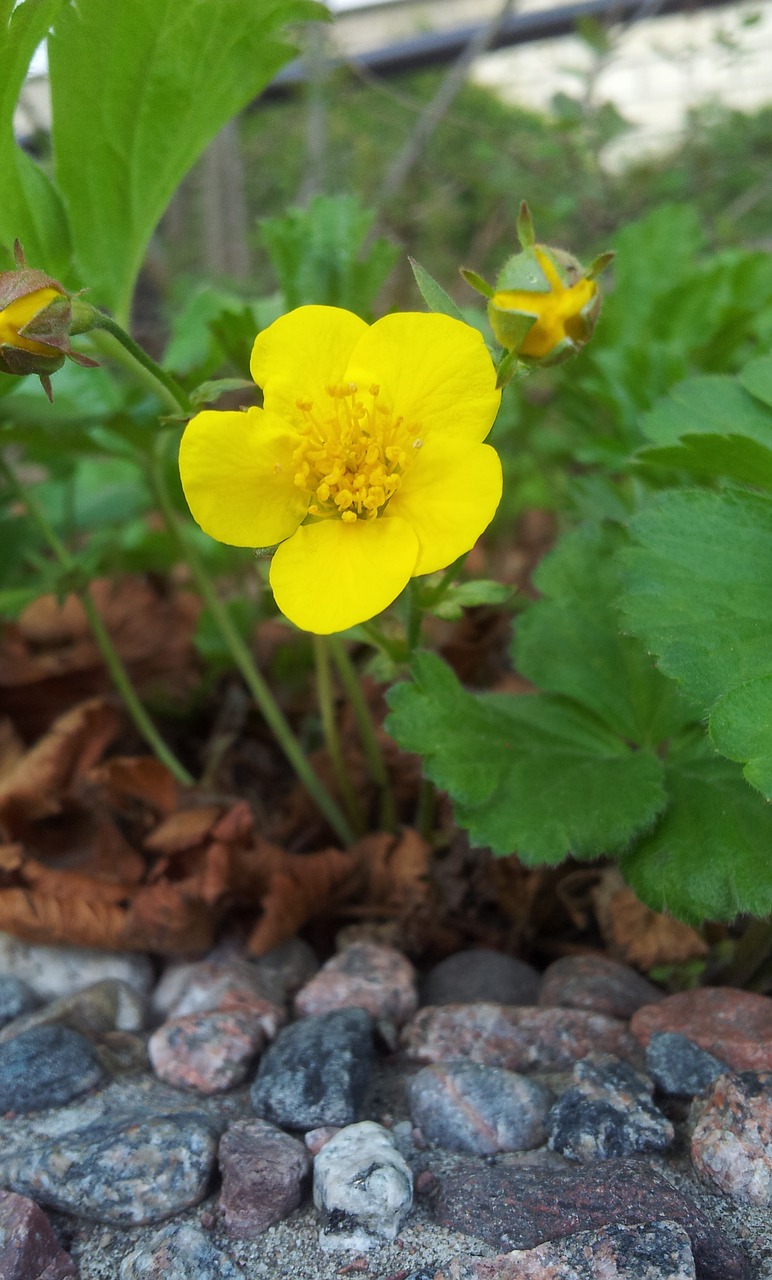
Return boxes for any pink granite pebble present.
[401,1003,642,1071]
[631,988,772,1072]
[148,1008,270,1093]
[472,1220,696,1280]
[153,960,283,1026]
[218,1117,312,1237]
[304,1126,341,1155]
[691,1072,772,1206]
[294,941,418,1026]
[0,1189,76,1279]
[539,954,664,1019]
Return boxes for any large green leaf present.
[621,741,772,925]
[386,650,667,862]
[0,0,71,272]
[620,487,772,798]
[48,0,325,320]
[639,374,772,447]
[515,525,697,746]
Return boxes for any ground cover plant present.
[1,0,771,987]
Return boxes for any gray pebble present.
[0,978,146,1046]
[0,932,154,1001]
[420,949,540,1007]
[0,1024,105,1113]
[0,1080,221,1225]
[0,975,39,1028]
[409,1061,551,1154]
[119,1222,245,1278]
[251,1007,374,1130]
[546,1052,674,1161]
[313,1120,412,1250]
[646,1031,730,1097]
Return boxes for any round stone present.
[420,949,540,1007]
[0,1024,105,1113]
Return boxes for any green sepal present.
[586,250,616,281]
[459,267,494,299]
[516,200,536,249]
[409,258,466,322]
[495,348,521,388]
[494,246,551,295]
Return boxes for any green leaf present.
[640,374,772,447]
[515,525,696,744]
[48,0,326,320]
[620,487,772,797]
[386,651,667,861]
[0,0,71,273]
[638,433,772,490]
[408,258,467,322]
[621,742,772,925]
[428,579,512,621]
[739,354,772,410]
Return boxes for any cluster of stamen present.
[292,382,421,523]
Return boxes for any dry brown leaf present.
[593,867,708,971]
[0,577,201,738]
[123,880,217,954]
[89,756,179,816]
[0,843,23,872]
[0,717,25,780]
[145,805,223,855]
[0,698,122,831]
[247,847,357,956]
[0,886,132,949]
[357,828,432,916]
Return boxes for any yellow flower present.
[179,305,503,634]
[490,247,598,363]
[0,287,64,356]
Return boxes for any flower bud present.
[0,243,98,399]
[462,204,613,377]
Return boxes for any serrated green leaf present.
[48,0,325,320]
[409,258,466,322]
[386,651,667,860]
[515,525,696,744]
[620,743,772,924]
[620,487,772,797]
[428,579,512,621]
[0,0,72,272]
[640,374,772,447]
[739,355,772,410]
[637,433,772,490]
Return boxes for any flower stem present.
[88,315,193,416]
[0,457,194,786]
[146,449,355,847]
[328,636,397,834]
[313,637,366,836]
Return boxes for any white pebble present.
[313,1120,413,1250]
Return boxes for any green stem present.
[406,579,424,652]
[0,458,194,786]
[89,314,193,416]
[146,450,355,846]
[328,636,397,834]
[415,775,437,842]
[313,637,366,836]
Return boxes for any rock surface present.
[0,975,39,1029]
[646,1031,730,1097]
[0,933,154,1002]
[148,1008,269,1094]
[294,941,418,1025]
[431,1156,750,1280]
[420,949,541,1007]
[0,1188,76,1279]
[0,978,146,1046]
[545,1052,674,1161]
[538,955,664,1019]
[402,1002,642,1070]
[690,1071,772,1206]
[631,988,772,1072]
[251,1007,374,1129]
[218,1117,312,1236]
[409,1061,551,1154]
[471,1219,697,1280]
[313,1120,413,1250]
[0,1024,105,1114]
[118,1222,245,1279]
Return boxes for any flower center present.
[292,382,422,523]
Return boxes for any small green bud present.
[0,242,98,399]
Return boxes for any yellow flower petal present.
[270,516,419,634]
[345,312,501,443]
[179,407,308,547]
[387,437,502,575]
[250,305,368,427]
